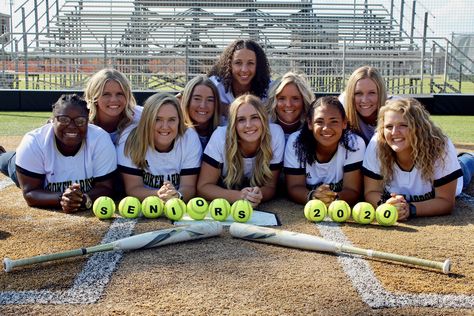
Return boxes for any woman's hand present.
[60,183,83,213]
[386,193,409,221]
[312,184,338,207]
[241,187,263,208]
[157,181,181,202]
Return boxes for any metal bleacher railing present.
[0,0,473,94]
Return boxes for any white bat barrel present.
[229,222,339,253]
[115,221,223,251]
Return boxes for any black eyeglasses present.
[55,115,88,127]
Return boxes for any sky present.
[1,0,473,39]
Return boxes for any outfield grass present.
[431,115,474,144]
[0,112,51,136]
[0,111,472,144]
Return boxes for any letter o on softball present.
[118,196,141,218]
[328,200,351,223]
[209,198,231,221]
[141,196,164,219]
[186,197,209,220]
[92,196,116,219]
[304,199,327,222]
[164,198,186,221]
[231,199,253,223]
[375,203,398,226]
[352,202,375,224]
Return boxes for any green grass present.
[0,112,51,136]
[431,116,474,144]
[0,111,472,145]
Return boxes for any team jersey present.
[284,130,366,192]
[117,128,202,190]
[15,123,117,193]
[362,136,463,202]
[209,76,270,105]
[202,123,285,188]
[111,105,143,146]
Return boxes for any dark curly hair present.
[207,39,271,99]
[294,96,358,166]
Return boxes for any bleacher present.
[1,0,472,94]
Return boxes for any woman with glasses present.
[0,94,117,213]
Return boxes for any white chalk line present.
[317,221,474,309]
[1,181,473,307]
[0,178,13,190]
[0,218,136,305]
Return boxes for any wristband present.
[306,190,315,202]
[408,203,417,218]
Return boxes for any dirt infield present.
[1,136,474,315]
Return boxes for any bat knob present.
[442,259,451,274]
[3,257,13,273]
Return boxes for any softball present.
[375,203,398,226]
[92,196,115,219]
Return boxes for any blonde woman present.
[267,71,315,141]
[197,94,285,207]
[117,93,202,202]
[84,68,142,145]
[341,66,388,144]
[180,75,222,149]
[363,98,470,219]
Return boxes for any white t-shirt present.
[203,123,285,188]
[15,124,117,193]
[117,128,202,190]
[110,105,144,146]
[362,136,463,201]
[209,76,236,106]
[209,75,270,105]
[284,130,366,191]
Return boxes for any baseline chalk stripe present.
[0,178,14,190]
[317,221,474,309]
[0,218,136,304]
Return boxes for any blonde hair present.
[267,71,315,125]
[124,93,185,170]
[376,98,447,185]
[224,94,273,189]
[180,75,221,130]
[344,66,386,133]
[84,68,137,137]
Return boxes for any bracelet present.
[177,191,183,200]
[408,203,417,218]
[306,190,315,202]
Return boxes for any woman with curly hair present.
[266,71,315,141]
[180,75,222,149]
[197,94,285,207]
[340,65,389,144]
[117,93,201,202]
[284,96,366,206]
[363,98,473,220]
[84,68,142,145]
[208,39,271,117]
